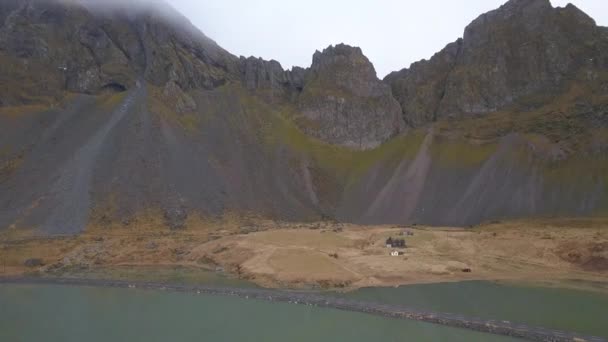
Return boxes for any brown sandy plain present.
[1,216,607,291]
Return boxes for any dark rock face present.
[239,56,305,101]
[131,5,240,91]
[297,44,405,149]
[384,40,462,127]
[386,0,608,126]
[238,45,405,149]
[0,0,238,105]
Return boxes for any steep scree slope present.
[1,0,607,234]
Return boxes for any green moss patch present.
[192,84,427,199]
[147,86,202,134]
[435,77,608,153]
[429,136,498,167]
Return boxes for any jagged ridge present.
[0,0,607,234]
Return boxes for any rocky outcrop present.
[386,0,608,126]
[238,45,405,149]
[384,40,462,127]
[239,56,305,101]
[0,0,239,106]
[162,81,197,114]
[131,3,240,90]
[296,44,404,149]
[0,1,134,104]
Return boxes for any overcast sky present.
[166,0,607,77]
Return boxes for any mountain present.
[296,44,404,149]
[0,0,239,104]
[0,0,607,234]
[385,0,608,126]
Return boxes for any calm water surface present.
[340,280,608,338]
[1,279,607,342]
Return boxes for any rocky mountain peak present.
[296,44,404,149]
[236,43,405,149]
[0,0,239,106]
[309,44,381,97]
[463,0,551,40]
[494,0,551,15]
[386,0,608,127]
[311,44,366,67]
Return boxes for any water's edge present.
[0,276,604,342]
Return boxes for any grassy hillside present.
[434,76,608,151]
[184,84,426,187]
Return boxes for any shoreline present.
[1,276,605,342]
[2,221,606,293]
[40,263,608,295]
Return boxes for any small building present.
[386,237,406,249]
[390,251,400,256]
[386,237,393,248]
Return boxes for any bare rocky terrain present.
[0,0,607,235]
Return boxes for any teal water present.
[1,280,607,341]
[340,281,608,338]
[0,284,520,342]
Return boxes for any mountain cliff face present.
[385,0,608,126]
[238,45,404,148]
[296,44,404,149]
[1,0,607,234]
[0,0,239,106]
[239,56,305,101]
